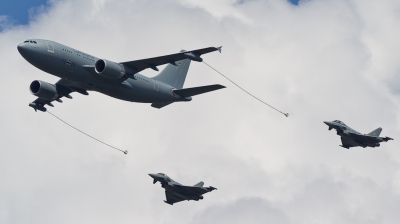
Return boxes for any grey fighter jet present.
[149,173,216,205]
[18,39,225,112]
[324,120,393,149]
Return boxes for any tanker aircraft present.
[18,39,225,111]
[149,173,216,205]
[324,120,393,149]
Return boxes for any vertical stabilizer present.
[193,181,204,187]
[152,51,191,89]
[368,127,382,137]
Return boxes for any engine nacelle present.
[95,59,125,79]
[29,80,59,101]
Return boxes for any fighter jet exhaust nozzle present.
[29,80,59,101]
[95,59,125,79]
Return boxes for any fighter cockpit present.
[24,40,37,44]
[158,173,169,178]
[333,120,345,125]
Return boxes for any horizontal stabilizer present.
[368,127,382,137]
[173,84,225,97]
[193,181,204,187]
[151,102,173,109]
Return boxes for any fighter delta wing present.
[149,173,216,205]
[324,120,393,149]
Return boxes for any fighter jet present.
[149,173,216,205]
[324,120,393,149]
[18,39,225,112]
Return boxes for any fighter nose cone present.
[148,173,157,178]
[324,121,330,125]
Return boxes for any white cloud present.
[1,0,400,223]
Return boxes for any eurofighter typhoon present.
[324,120,393,149]
[18,39,225,111]
[149,173,216,205]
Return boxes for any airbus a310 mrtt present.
[324,120,393,149]
[18,39,225,112]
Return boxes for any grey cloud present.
[192,197,291,224]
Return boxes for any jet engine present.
[29,80,59,101]
[95,59,125,79]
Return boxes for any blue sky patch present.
[0,0,48,25]
[288,0,300,5]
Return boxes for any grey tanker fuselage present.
[18,39,225,111]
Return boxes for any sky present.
[1,0,300,26]
[1,0,400,224]
[0,0,49,26]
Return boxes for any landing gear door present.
[45,41,54,53]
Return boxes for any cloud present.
[1,0,400,223]
[192,197,291,224]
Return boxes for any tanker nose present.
[17,43,25,53]
[17,43,29,57]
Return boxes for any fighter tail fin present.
[193,181,204,187]
[152,52,191,89]
[368,127,382,137]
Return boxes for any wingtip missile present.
[383,137,394,141]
